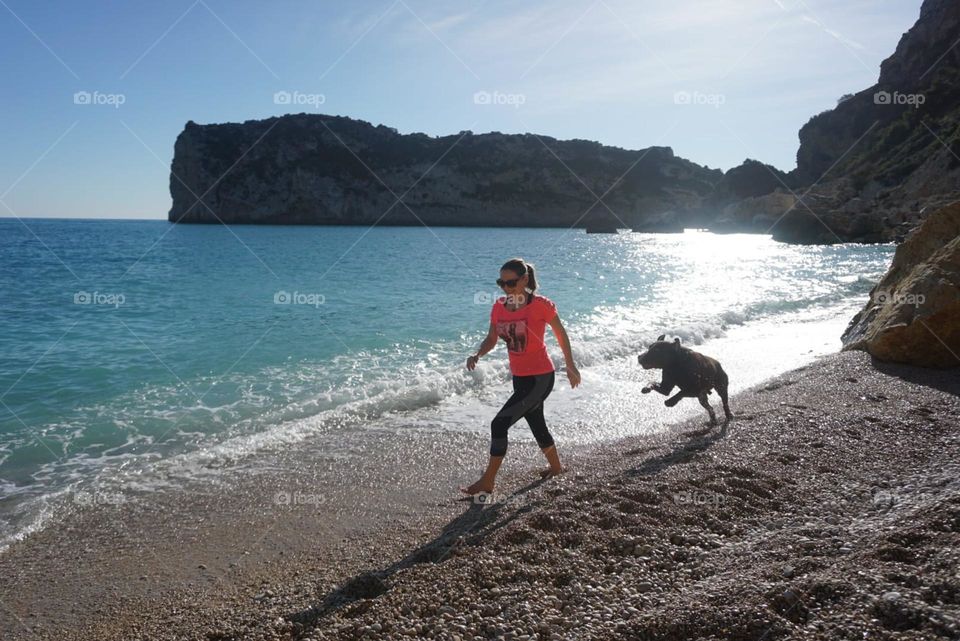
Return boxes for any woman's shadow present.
[287,478,547,628]
[287,422,730,629]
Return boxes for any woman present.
[461,258,581,495]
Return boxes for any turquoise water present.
[0,219,893,547]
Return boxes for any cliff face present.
[775,0,960,243]
[168,115,721,228]
[796,0,960,184]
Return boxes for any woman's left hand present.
[566,365,581,389]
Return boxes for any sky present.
[0,0,925,219]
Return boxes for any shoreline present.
[0,297,862,554]
[2,351,958,640]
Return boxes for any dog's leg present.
[644,383,670,395]
[698,392,717,425]
[717,369,733,420]
[646,373,676,397]
[665,390,684,407]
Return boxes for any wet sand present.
[1,351,958,640]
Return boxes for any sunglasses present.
[496,277,521,288]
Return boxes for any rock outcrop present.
[168,115,721,228]
[704,159,791,208]
[770,0,960,243]
[842,201,960,368]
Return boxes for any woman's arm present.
[548,315,581,388]
[466,322,498,370]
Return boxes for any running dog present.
[638,335,733,425]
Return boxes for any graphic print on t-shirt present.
[496,319,527,353]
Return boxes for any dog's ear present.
[656,334,665,342]
[673,337,681,345]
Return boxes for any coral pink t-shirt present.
[490,294,558,376]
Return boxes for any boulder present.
[842,201,960,367]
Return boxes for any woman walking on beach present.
[462,258,581,495]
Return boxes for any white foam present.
[0,289,879,554]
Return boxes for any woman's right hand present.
[466,355,479,371]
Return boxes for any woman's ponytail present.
[525,262,538,295]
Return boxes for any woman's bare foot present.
[459,479,495,495]
[539,466,565,479]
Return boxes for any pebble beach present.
[2,350,958,640]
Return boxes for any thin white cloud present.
[800,15,866,50]
[425,12,472,32]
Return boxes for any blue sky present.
[0,0,923,219]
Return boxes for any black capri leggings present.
[490,370,556,457]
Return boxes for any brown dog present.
[638,335,733,425]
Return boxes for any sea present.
[0,219,894,552]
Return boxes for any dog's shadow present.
[285,478,546,629]
[626,418,729,477]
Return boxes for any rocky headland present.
[168,0,960,244]
[168,117,720,232]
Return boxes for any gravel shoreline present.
[3,351,958,640]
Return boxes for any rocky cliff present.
[768,0,960,243]
[168,114,721,228]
